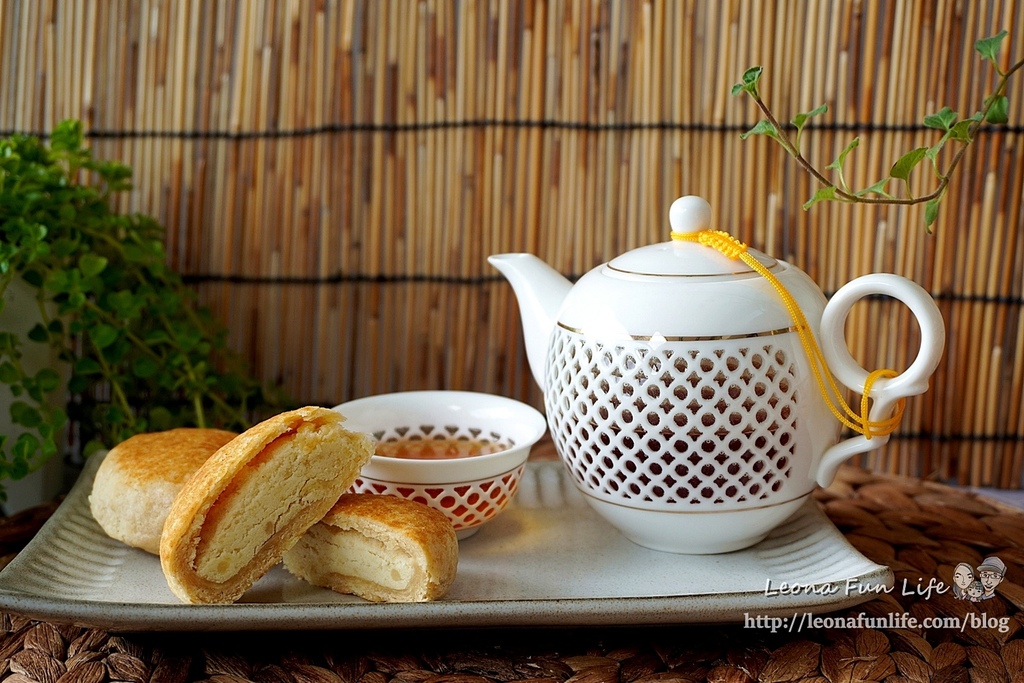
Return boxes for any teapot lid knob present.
[611,194,776,275]
[669,196,712,236]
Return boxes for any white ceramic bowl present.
[333,391,547,539]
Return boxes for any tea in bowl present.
[333,391,547,539]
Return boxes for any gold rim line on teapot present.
[555,321,799,343]
[605,264,773,278]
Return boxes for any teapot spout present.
[488,253,572,391]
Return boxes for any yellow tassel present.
[672,229,906,439]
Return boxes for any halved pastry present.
[283,493,458,602]
[159,406,374,604]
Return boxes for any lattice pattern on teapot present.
[545,328,798,506]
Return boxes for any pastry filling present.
[194,428,317,581]
[309,525,414,590]
[323,528,411,589]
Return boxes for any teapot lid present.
[608,196,778,276]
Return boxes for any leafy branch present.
[732,31,1022,230]
[0,120,285,498]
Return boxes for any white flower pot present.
[0,278,69,514]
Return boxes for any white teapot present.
[489,196,945,554]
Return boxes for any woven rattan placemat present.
[0,465,1022,683]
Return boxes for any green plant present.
[0,120,277,500]
[732,31,1023,229]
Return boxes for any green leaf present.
[172,328,203,353]
[103,404,127,426]
[854,178,894,199]
[731,66,763,97]
[132,355,159,378]
[95,160,132,185]
[40,435,58,458]
[792,104,828,132]
[975,31,1008,66]
[74,357,102,375]
[101,337,128,364]
[45,270,71,293]
[923,107,958,131]
[802,186,839,210]
[144,330,172,345]
[49,120,84,153]
[89,324,119,350]
[78,253,108,277]
[66,290,86,310]
[985,95,1009,124]
[34,367,61,392]
[27,323,48,343]
[11,434,39,473]
[107,290,145,319]
[51,238,79,258]
[947,120,974,144]
[10,401,42,428]
[739,119,782,143]
[121,243,146,263]
[0,362,18,384]
[51,407,67,430]
[826,137,860,171]
[21,270,44,288]
[58,204,76,222]
[889,147,929,181]
[924,198,941,230]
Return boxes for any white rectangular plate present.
[0,454,891,631]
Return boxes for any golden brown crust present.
[88,428,238,554]
[159,407,374,604]
[283,494,459,602]
[321,494,456,555]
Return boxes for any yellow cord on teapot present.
[671,228,905,439]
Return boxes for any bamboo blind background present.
[1,0,1023,487]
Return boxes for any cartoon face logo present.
[952,556,1007,600]
[977,556,1007,598]
[952,563,974,596]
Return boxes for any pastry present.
[88,428,237,554]
[283,493,458,602]
[159,406,374,604]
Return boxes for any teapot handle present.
[814,274,945,487]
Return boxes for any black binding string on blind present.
[5,119,1024,140]
[180,272,1024,307]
